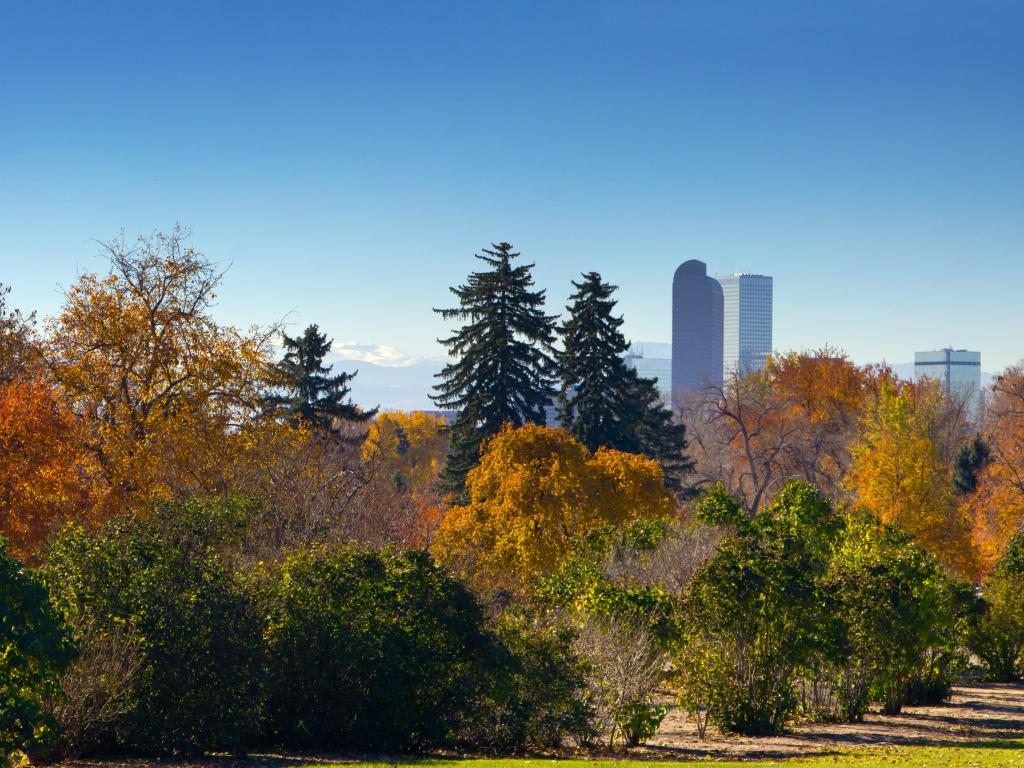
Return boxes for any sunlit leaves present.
[432,423,673,593]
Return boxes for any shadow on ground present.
[62,682,1024,766]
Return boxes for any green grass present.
[332,742,1024,768]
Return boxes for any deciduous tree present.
[432,424,673,592]
[764,349,872,497]
[685,349,874,512]
[0,378,94,560]
[0,283,36,385]
[43,227,284,511]
[361,410,448,493]
[967,366,1024,572]
[845,378,976,577]
[684,367,802,513]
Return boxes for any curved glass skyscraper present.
[671,259,723,408]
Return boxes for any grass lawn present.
[344,742,1024,768]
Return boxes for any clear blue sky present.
[2,1,1022,370]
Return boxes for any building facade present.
[671,260,723,408]
[914,348,982,414]
[715,272,773,375]
[624,342,672,405]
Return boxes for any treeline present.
[3,231,1024,761]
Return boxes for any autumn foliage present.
[362,410,448,493]
[0,378,94,560]
[845,377,977,577]
[432,423,673,592]
[967,367,1024,572]
[42,228,284,512]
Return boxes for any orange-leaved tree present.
[0,377,95,560]
[968,365,1024,572]
[686,349,875,513]
[845,377,977,577]
[764,348,873,497]
[43,227,283,512]
[432,422,673,592]
[0,282,36,385]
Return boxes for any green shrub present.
[0,539,75,766]
[541,518,682,747]
[458,613,592,751]
[823,513,958,717]
[967,573,1024,681]
[676,482,840,735]
[616,702,667,747]
[967,533,1024,682]
[905,577,974,706]
[258,545,500,750]
[42,498,262,756]
[42,498,591,756]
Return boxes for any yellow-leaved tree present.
[432,422,673,592]
[845,377,977,577]
[43,227,285,513]
[361,410,448,493]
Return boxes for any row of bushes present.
[6,485,1024,759]
[6,498,588,759]
[544,483,1018,737]
[677,484,972,733]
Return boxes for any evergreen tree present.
[556,272,691,488]
[432,243,556,491]
[268,324,376,430]
[953,434,991,495]
[620,367,693,488]
[556,272,630,448]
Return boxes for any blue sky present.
[2,1,1022,371]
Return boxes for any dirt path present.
[640,681,1024,760]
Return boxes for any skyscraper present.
[914,348,983,415]
[716,273,773,374]
[671,260,723,408]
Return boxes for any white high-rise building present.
[715,273,773,374]
[914,348,982,414]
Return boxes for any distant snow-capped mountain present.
[325,344,448,411]
[329,342,446,368]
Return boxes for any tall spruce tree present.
[432,242,556,491]
[556,272,692,487]
[268,324,376,431]
[556,272,630,449]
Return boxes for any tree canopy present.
[432,423,673,593]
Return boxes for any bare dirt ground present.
[61,681,1024,766]
[638,681,1024,761]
